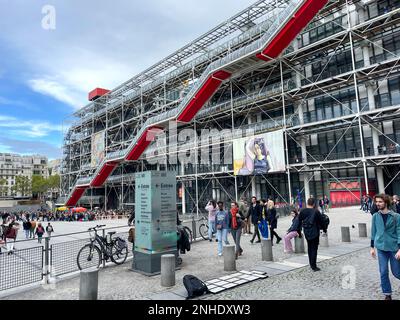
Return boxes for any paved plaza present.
[3,206,395,300]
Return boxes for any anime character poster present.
[233,129,285,175]
[91,130,105,167]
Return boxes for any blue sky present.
[0,0,254,160]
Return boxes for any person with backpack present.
[248,197,262,244]
[370,194,400,300]
[205,200,217,242]
[46,223,54,239]
[23,219,31,239]
[35,223,45,244]
[298,197,328,271]
[215,201,231,256]
[230,201,245,259]
[284,209,301,253]
[266,200,282,245]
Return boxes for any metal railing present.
[0,246,43,292]
[0,224,131,293]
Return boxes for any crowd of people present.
[1,192,400,300]
[0,208,134,255]
[204,193,400,300]
[204,195,329,269]
[0,208,132,223]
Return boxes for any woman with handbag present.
[230,201,245,259]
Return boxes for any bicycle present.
[198,216,210,241]
[77,225,128,270]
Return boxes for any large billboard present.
[233,129,285,175]
[91,131,105,167]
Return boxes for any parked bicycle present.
[77,225,128,270]
[198,215,210,241]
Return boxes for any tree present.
[31,175,48,200]
[48,174,60,190]
[47,174,60,200]
[12,175,31,197]
[0,178,7,196]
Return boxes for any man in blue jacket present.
[370,194,400,300]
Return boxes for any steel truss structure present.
[61,0,400,213]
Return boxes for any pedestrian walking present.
[370,194,400,300]
[324,195,330,213]
[298,198,328,271]
[284,209,301,253]
[46,223,54,239]
[266,200,282,245]
[318,197,325,213]
[230,201,244,259]
[392,195,400,214]
[35,223,45,243]
[4,220,18,255]
[205,200,217,242]
[248,197,262,244]
[30,219,36,239]
[239,198,251,235]
[23,219,31,239]
[215,201,231,257]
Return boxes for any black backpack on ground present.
[183,275,209,299]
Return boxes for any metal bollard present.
[43,237,50,284]
[191,216,197,241]
[320,231,329,247]
[294,236,305,253]
[358,223,367,238]
[161,254,176,287]
[223,245,236,271]
[261,239,273,261]
[79,267,99,300]
[341,226,351,242]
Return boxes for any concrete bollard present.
[261,239,273,261]
[358,223,367,238]
[223,245,236,271]
[341,226,351,243]
[161,254,176,287]
[320,232,329,247]
[294,236,305,253]
[79,267,99,300]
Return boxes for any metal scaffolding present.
[61,0,400,212]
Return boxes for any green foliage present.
[12,175,31,196]
[31,174,60,199]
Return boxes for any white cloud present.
[0,0,255,111]
[28,78,83,109]
[0,115,63,138]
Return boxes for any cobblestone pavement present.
[3,206,384,300]
[201,247,400,300]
